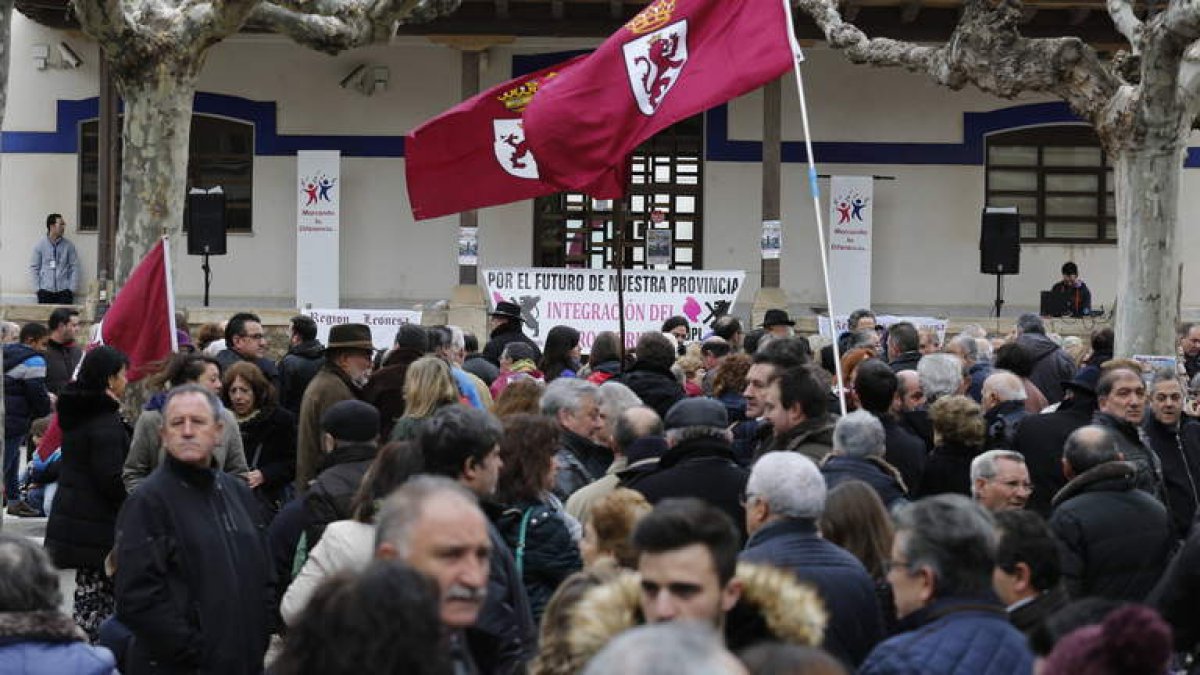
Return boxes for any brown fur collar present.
[0,611,87,643]
[567,562,827,665]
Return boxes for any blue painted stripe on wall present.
[2,83,1195,168]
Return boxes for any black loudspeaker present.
[187,193,227,256]
[980,210,1020,275]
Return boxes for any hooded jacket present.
[3,343,52,438]
[303,441,378,547]
[755,414,837,463]
[566,562,826,670]
[44,387,129,569]
[1050,460,1173,601]
[277,339,325,415]
[1015,332,1076,404]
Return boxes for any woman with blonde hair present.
[918,395,986,497]
[579,488,652,569]
[389,356,460,441]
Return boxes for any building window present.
[985,125,1115,244]
[79,115,254,232]
[533,115,703,269]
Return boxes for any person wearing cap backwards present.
[296,323,375,493]
[761,309,795,339]
[482,301,542,368]
[626,398,750,538]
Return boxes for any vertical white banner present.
[828,176,873,312]
[296,151,341,309]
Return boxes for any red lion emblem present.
[502,133,531,169]
[635,32,684,109]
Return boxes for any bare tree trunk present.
[1111,142,1185,355]
[1,1,14,519]
[112,68,199,284]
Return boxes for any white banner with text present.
[296,151,341,309]
[305,308,423,352]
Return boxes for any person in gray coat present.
[1014,313,1077,404]
[30,213,79,305]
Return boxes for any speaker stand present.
[992,273,1005,318]
[201,249,212,307]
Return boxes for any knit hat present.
[321,400,381,442]
[664,398,728,431]
[1042,604,1172,675]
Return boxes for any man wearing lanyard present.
[30,214,79,305]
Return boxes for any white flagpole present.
[162,235,179,353]
[779,0,847,416]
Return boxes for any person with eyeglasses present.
[970,449,1032,512]
[859,494,1034,674]
[215,311,280,386]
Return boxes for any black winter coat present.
[821,455,909,511]
[303,442,377,547]
[1150,518,1200,653]
[114,455,273,674]
[984,400,1029,450]
[741,519,884,667]
[471,501,537,675]
[918,441,981,498]
[888,351,921,373]
[1093,411,1165,499]
[632,435,749,539]
[215,350,279,387]
[277,340,324,415]
[1142,416,1200,539]
[1050,461,1172,602]
[614,362,685,419]
[1016,333,1076,404]
[879,414,926,493]
[42,339,82,396]
[482,322,541,368]
[497,498,582,623]
[1012,392,1096,517]
[552,430,612,501]
[238,405,298,503]
[360,347,424,439]
[45,388,129,569]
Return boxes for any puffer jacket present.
[0,610,116,675]
[859,597,1034,675]
[3,343,52,438]
[566,562,826,671]
[497,496,582,623]
[1050,460,1173,601]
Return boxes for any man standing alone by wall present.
[30,214,79,305]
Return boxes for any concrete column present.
[752,77,788,327]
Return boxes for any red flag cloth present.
[94,238,175,382]
[35,415,61,463]
[524,0,794,191]
[405,56,628,221]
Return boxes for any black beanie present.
[321,400,380,442]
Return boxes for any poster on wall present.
[818,314,947,344]
[305,308,423,352]
[828,176,873,312]
[458,227,479,266]
[296,151,341,309]
[761,220,781,259]
[645,229,672,266]
[482,267,745,350]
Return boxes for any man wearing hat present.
[482,300,541,368]
[303,400,380,547]
[296,323,375,493]
[626,398,750,538]
[761,309,795,339]
[1011,368,1100,517]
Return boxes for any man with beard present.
[296,323,374,492]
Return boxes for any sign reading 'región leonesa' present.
[483,267,745,350]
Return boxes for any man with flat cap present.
[297,323,375,493]
[482,300,541,367]
[303,399,380,547]
[627,397,750,538]
[762,308,796,339]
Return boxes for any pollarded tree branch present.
[252,0,458,54]
[795,0,1121,125]
[1107,0,1144,54]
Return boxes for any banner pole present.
[779,0,846,415]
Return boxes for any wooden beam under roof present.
[901,0,923,23]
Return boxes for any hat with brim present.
[490,301,523,321]
[326,323,375,354]
[762,308,795,328]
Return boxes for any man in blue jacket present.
[3,322,52,516]
[741,450,884,667]
[860,494,1034,674]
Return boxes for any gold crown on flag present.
[497,72,559,113]
[626,0,676,35]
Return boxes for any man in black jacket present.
[114,384,273,674]
[541,378,610,500]
[1091,367,1165,499]
[853,360,926,491]
[886,322,922,373]
[277,315,324,415]
[216,312,280,384]
[1014,313,1076,404]
[1142,370,1200,539]
[42,307,81,395]
[482,301,540,367]
[304,400,380,547]
[1012,370,1099,517]
[1050,425,1172,601]
[419,405,535,675]
[614,332,685,419]
[992,510,1068,638]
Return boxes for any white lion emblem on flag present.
[492,119,539,179]
[622,20,689,116]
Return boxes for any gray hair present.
[832,410,886,459]
[1016,313,1046,335]
[949,335,978,361]
[969,450,1026,497]
[540,378,599,418]
[983,370,1026,402]
[958,324,987,340]
[374,475,479,556]
[975,338,994,362]
[163,383,224,422]
[665,426,732,446]
[582,622,739,675]
[747,452,826,519]
[849,330,878,350]
[597,381,643,422]
[0,321,20,343]
[894,494,997,599]
[1151,367,1180,388]
[918,353,963,403]
[0,533,61,611]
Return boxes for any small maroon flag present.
[91,237,177,381]
[523,0,795,192]
[405,56,628,221]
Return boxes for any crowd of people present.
[2,301,1200,674]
